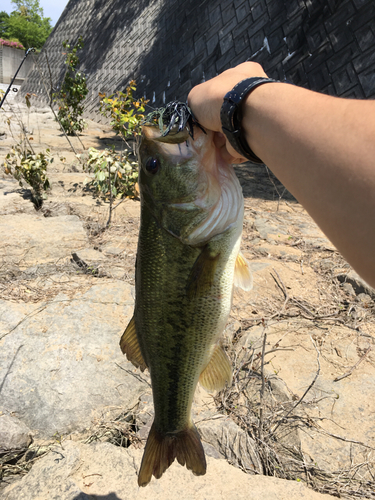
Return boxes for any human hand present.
[187,62,268,163]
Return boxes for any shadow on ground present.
[73,494,122,500]
[234,163,297,202]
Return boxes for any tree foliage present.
[2,0,53,49]
[0,11,10,38]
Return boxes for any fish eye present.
[145,157,160,174]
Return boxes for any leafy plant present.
[4,146,52,208]
[84,80,146,227]
[53,36,88,136]
[81,147,138,199]
[99,81,148,142]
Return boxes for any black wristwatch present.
[220,77,278,164]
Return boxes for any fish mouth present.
[143,123,190,144]
[141,125,194,164]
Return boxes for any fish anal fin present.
[199,344,232,392]
[186,245,220,298]
[234,252,253,291]
[138,422,206,487]
[120,316,147,372]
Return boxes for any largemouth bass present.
[120,105,252,486]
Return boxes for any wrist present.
[220,77,279,163]
[242,81,293,162]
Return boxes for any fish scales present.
[137,212,237,430]
[120,114,252,486]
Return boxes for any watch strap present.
[220,77,278,164]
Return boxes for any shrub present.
[81,147,138,199]
[53,36,88,135]
[4,146,52,208]
[99,81,148,142]
[0,38,25,49]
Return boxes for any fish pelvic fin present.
[199,344,232,392]
[120,316,147,372]
[138,422,206,487]
[234,252,253,291]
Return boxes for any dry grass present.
[218,309,375,499]
[0,444,50,485]
[84,410,142,449]
[220,248,375,498]
[0,259,103,303]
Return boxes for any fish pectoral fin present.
[234,252,253,291]
[138,422,206,487]
[120,316,147,372]
[199,344,232,392]
[186,245,220,298]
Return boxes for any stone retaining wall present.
[18,0,375,121]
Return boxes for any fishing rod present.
[0,47,35,110]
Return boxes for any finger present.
[188,82,223,132]
[213,132,227,149]
[214,134,247,164]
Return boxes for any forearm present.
[245,83,375,287]
[188,63,375,287]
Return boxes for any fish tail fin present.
[138,422,206,487]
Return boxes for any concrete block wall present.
[0,45,36,85]
[18,0,375,121]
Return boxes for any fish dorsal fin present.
[120,316,147,372]
[234,252,253,291]
[199,344,232,392]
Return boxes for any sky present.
[1,0,69,26]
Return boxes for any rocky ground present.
[0,96,374,500]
